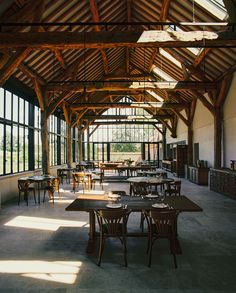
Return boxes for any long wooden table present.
[66,195,203,253]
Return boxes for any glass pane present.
[0,88,4,118]
[25,127,29,170]
[12,94,18,122]
[19,98,24,124]
[35,130,39,169]
[0,123,3,174]
[5,91,12,120]
[12,125,18,173]
[25,101,29,125]
[5,125,11,173]
[19,127,24,172]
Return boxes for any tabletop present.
[66,195,203,213]
[126,177,174,184]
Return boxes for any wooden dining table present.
[66,195,203,253]
[127,177,174,195]
[20,175,55,204]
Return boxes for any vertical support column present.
[187,125,193,166]
[67,125,72,168]
[40,110,50,174]
[78,128,83,161]
[162,125,167,159]
[87,127,90,161]
[214,107,222,168]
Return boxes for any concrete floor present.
[0,174,236,292]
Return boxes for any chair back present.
[96,209,130,235]
[165,180,181,196]
[149,210,176,237]
[132,182,149,196]
[73,172,86,182]
[18,179,30,192]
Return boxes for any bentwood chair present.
[91,171,104,190]
[132,182,149,197]
[95,209,131,267]
[43,178,60,203]
[73,172,87,193]
[165,180,181,196]
[18,179,36,206]
[145,209,178,268]
[57,169,68,184]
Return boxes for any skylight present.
[152,66,177,82]
[159,49,182,68]
[194,0,227,21]
[146,90,164,102]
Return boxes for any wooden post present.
[87,128,90,161]
[78,127,83,161]
[214,107,222,168]
[40,109,50,174]
[187,125,193,166]
[162,125,167,159]
[67,125,72,168]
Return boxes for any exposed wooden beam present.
[62,102,71,125]
[46,80,216,92]
[83,114,172,120]
[172,109,189,126]
[215,74,233,108]
[52,48,67,70]
[47,92,72,117]
[148,48,158,72]
[89,0,109,74]
[159,0,171,22]
[0,48,31,86]
[165,48,209,80]
[0,30,235,49]
[34,79,46,110]
[92,121,161,125]
[127,0,132,30]
[191,89,214,114]
[104,73,149,80]
[1,49,45,84]
[70,102,184,110]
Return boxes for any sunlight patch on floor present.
[0,260,82,284]
[4,216,88,231]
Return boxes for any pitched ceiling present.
[0,0,236,130]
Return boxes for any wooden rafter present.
[47,92,72,118]
[191,89,214,115]
[159,0,171,22]
[1,30,235,49]
[34,79,45,110]
[0,48,31,86]
[89,0,109,74]
[46,81,216,92]
[172,109,189,126]
[215,74,233,108]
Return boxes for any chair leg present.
[97,233,105,266]
[43,190,46,202]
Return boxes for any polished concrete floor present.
[0,174,236,292]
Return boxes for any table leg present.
[175,213,182,254]
[37,182,40,204]
[86,211,96,253]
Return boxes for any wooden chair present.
[91,172,104,190]
[18,179,36,205]
[57,169,67,184]
[131,182,149,197]
[95,209,131,267]
[73,172,87,193]
[165,180,181,196]
[43,178,60,203]
[145,209,178,268]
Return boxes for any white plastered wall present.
[223,72,236,168]
[192,100,214,167]
[165,72,236,169]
